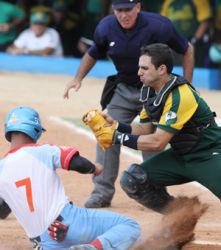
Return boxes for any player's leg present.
[68,206,141,250]
[186,153,221,199]
[39,202,141,250]
[85,83,142,208]
[120,148,191,213]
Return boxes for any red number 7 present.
[15,177,34,212]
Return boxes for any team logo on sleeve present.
[165,111,177,125]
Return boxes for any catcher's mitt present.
[94,125,116,149]
[82,109,117,149]
[82,109,106,132]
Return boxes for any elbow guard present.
[69,155,95,174]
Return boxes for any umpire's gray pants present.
[90,82,155,202]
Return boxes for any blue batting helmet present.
[5,106,46,142]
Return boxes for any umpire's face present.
[113,3,141,29]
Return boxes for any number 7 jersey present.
[0,143,78,238]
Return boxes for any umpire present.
[63,0,194,208]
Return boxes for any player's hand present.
[63,78,81,99]
[48,220,69,241]
[0,23,10,33]
[101,112,117,127]
[94,163,104,176]
[7,47,25,55]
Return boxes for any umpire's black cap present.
[112,0,139,9]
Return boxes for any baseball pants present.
[141,148,221,198]
[32,202,140,250]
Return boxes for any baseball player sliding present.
[0,106,140,250]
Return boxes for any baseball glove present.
[95,124,116,149]
[82,109,117,149]
[82,109,107,132]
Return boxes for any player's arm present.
[137,128,174,151]
[113,123,173,151]
[182,43,194,83]
[59,146,103,176]
[117,85,199,151]
[6,45,53,55]
[64,19,107,97]
[0,198,11,219]
[131,122,155,135]
[161,18,194,83]
[63,52,97,97]
[82,109,156,150]
[69,154,103,176]
[25,47,54,56]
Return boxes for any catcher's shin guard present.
[120,164,174,213]
[0,198,11,219]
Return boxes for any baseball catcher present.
[82,42,221,249]
[83,43,221,217]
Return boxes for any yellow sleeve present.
[215,5,221,30]
[139,106,149,123]
[158,84,199,132]
[160,0,172,16]
[193,0,212,22]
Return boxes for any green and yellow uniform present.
[160,0,212,67]
[160,0,211,39]
[140,74,221,198]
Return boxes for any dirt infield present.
[0,72,221,250]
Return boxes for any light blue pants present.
[35,202,141,250]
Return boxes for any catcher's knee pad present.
[0,198,11,219]
[120,164,174,213]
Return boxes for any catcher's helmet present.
[5,106,46,142]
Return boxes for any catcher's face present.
[113,3,141,29]
[138,55,167,91]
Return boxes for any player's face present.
[113,3,141,29]
[31,23,47,36]
[138,55,162,89]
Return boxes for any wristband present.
[113,131,138,150]
[117,122,132,133]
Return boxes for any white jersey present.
[0,144,78,238]
[14,27,63,56]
